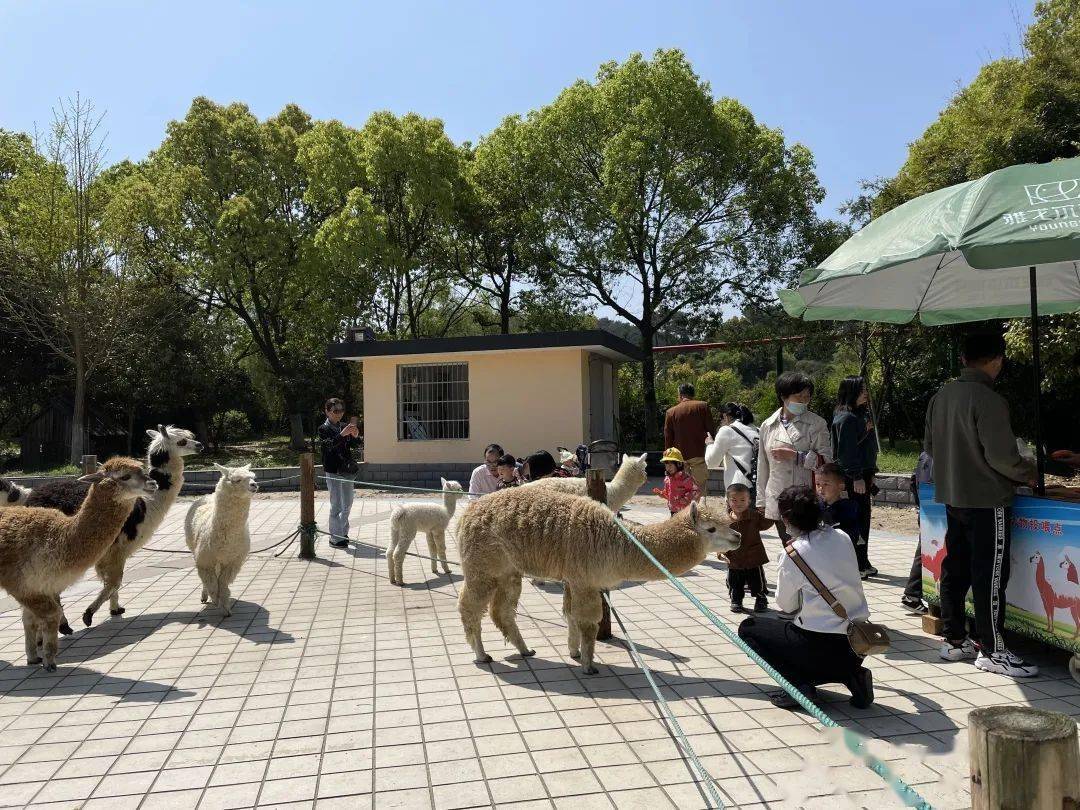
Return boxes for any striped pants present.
[940,505,1011,654]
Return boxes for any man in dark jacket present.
[925,332,1037,677]
[319,397,360,548]
[664,384,716,495]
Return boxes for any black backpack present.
[728,423,760,486]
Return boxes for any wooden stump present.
[586,469,613,641]
[298,452,316,561]
[969,706,1080,810]
[922,601,945,636]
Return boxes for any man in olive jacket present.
[924,332,1037,678]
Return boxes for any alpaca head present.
[440,477,465,504]
[1030,551,1044,564]
[681,502,741,554]
[78,457,159,503]
[147,425,204,467]
[615,453,649,485]
[0,478,29,509]
[212,463,258,496]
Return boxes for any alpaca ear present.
[440,477,448,487]
[146,428,159,439]
[78,472,106,484]
[637,452,648,464]
[621,454,629,465]
[157,424,167,437]
[688,501,699,525]
[212,463,229,474]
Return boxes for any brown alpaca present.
[456,487,741,674]
[0,458,157,671]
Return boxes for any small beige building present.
[328,330,641,468]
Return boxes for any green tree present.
[122,98,360,447]
[531,49,824,445]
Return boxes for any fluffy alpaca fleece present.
[387,478,466,585]
[457,487,740,674]
[524,453,648,512]
[184,464,258,616]
[0,458,157,670]
[0,478,30,508]
[26,425,203,629]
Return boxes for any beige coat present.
[756,407,832,520]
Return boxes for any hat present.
[559,450,576,465]
[524,450,556,479]
[660,447,685,464]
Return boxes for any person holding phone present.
[319,397,360,548]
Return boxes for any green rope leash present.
[611,517,935,810]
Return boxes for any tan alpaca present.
[0,458,157,671]
[524,453,648,512]
[387,478,466,585]
[457,487,740,674]
[185,464,258,617]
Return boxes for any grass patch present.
[877,438,920,474]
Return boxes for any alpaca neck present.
[443,492,460,517]
[618,515,706,581]
[145,449,186,517]
[211,490,251,533]
[68,485,136,570]
[606,465,640,510]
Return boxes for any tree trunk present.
[640,330,659,449]
[288,413,306,451]
[500,282,512,334]
[70,351,87,464]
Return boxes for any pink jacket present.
[656,471,700,513]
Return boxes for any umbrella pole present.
[1029,266,1046,495]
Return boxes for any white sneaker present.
[975,650,1039,677]
[939,639,978,661]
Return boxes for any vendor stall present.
[919,483,1080,679]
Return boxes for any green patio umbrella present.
[780,156,1080,491]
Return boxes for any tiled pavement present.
[0,492,1077,809]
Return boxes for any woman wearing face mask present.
[757,372,832,543]
[831,376,879,578]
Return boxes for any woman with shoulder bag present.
[831,376,879,577]
[737,485,878,709]
[706,402,759,500]
[319,397,361,549]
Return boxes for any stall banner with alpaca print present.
[919,483,1080,653]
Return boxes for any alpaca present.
[387,478,466,585]
[26,425,203,629]
[0,478,30,509]
[1030,551,1080,637]
[457,487,740,674]
[524,453,648,513]
[0,458,157,670]
[184,464,258,616]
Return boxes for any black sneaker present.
[328,537,349,548]
[753,596,768,613]
[901,596,928,615]
[730,600,745,613]
[846,667,874,709]
[770,684,817,709]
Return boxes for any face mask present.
[786,401,808,416]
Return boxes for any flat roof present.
[327,329,642,363]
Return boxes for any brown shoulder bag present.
[784,546,891,656]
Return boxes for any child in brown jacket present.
[723,482,775,613]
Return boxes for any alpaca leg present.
[568,584,602,675]
[108,573,124,616]
[56,595,72,636]
[82,582,116,627]
[197,564,217,607]
[426,531,440,575]
[490,576,534,657]
[392,529,416,585]
[563,589,581,660]
[434,529,451,575]
[216,574,232,617]
[386,524,400,584]
[458,575,498,664]
[22,607,41,666]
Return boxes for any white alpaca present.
[387,478,466,585]
[525,453,648,512]
[184,464,257,617]
[0,478,30,509]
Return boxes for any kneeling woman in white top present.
[737,485,874,709]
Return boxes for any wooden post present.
[922,601,945,636]
[298,452,316,560]
[587,469,613,641]
[81,454,97,475]
[969,706,1080,810]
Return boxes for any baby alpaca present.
[0,458,157,671]
[457,488,740,674]
[387,478,466,585]
[525,453,648,512]
[185,464,258,616]
[0,478,30,509]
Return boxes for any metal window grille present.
[397,362,470,441]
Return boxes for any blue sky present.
[1,1,1033,218]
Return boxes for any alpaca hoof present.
[81,610,94,627]
[442,568,452,576]
[44,662,57,673]
[26,656,41,666]
[582,665,599,675]
[110,607,125,616]
[520,649,536,658]
[475,654,493,664]
[58,622,73,636]
[570,651,581,660]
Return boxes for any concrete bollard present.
[969,705,1080,809]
